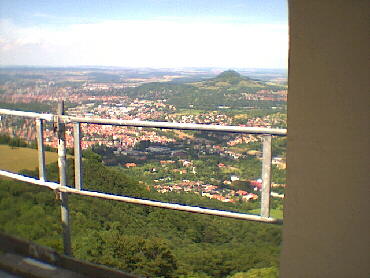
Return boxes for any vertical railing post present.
[261,134,272,218]
[36,118,46,182]
[73,122,83,190]
[57,101,72,256]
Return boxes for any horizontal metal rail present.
[0,109,53,121]
[0,170,60,190]
[61,116,287,136]
[0,170,282,224]
[0,106,286,255]
[0,108,287,135]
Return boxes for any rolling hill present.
[190,70,265,90]
[125,70,287,109]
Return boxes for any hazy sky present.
[0,0,288,68]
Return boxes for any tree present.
[75,230,177,277]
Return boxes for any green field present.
[248,208,284,219]
[0,145,61,172]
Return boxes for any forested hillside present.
[0,153,281,277]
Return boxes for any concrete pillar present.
[281,1,370,277]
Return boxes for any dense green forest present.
[0,153,281,277]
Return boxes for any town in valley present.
[0,66,287,208]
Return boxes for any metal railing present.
[0,103,287,256]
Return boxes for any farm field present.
[0,145,62,172]
[248,208,284,219]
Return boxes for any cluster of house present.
[0,87,130,105]
[0,118,37,142]
[242,89,287,102]
[166,111,232,125]
[122,159,287,201]
[227,134,259,146]
[152,178,262,203]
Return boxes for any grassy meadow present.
[248,208,284,219]
[0,145,61,172]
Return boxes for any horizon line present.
[0,65,288,70]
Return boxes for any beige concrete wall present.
[280,1,370,277]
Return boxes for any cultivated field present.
[0,145,61,172]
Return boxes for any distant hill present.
[189,70,264,91]
[214,70,254,82]
[217,70,242,79]
[125,70,287,109]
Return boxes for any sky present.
[0,0,288,69]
